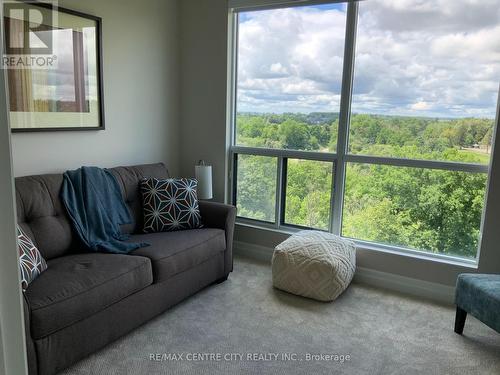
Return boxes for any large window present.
[229,0,500,261]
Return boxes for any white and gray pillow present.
[140,177,202,233]
[17,225,48,290]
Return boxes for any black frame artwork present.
[4,1,104,132]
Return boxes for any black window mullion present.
[279,157,288,226]
[232,152,238,207]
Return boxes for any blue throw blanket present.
[61,166,148,254]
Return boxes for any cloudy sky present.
[236,0,500,118]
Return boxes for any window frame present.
[226,0,497,266]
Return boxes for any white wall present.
[11,0,181,177]
[179,0,500,288]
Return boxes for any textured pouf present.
[272,230,356,302]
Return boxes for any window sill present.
[235,220,479,269]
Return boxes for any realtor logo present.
[3,0,58,69]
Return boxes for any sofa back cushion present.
[16,174,77,260]
[108,163,169,234]
[15,163,169,260]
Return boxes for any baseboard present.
[235,241,273,262]
[353,266,455,304]
[234,240,456,304]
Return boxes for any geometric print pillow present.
[140,177,203,233]
[17,225,48,291]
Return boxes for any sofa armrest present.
[199,201,236,275]
[23,294,38,375]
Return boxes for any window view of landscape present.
[343,164,487,257]
[237,113,493,164]
[349,0,498,165]
[236,113,339,152]
[284,159,333,230]
[236,154,276,222]
[234,1,499,258]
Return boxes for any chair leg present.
[454,306,467,335]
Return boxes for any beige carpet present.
[61,256,500,375]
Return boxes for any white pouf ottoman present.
[272,230,356,302]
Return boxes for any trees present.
[342,164,487,257]
[235,112,494,258]
[236,155,276,222]
[482,128,493,152]
[279,120,311,150]
[285,160,332,230]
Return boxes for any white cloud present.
[269,63,288,75]
[237,0,500,118]
[410,101,432,111]
[431,26,500,62]
[237,6,347,113]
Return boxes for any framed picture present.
[3,1,104,132]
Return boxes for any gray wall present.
[179,0,229,202]
[2,1,181,372]
[0,114,27,375]
[0,19,28,375]
[179,0,500,287]
[11,0,181,177]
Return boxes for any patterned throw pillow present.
[17,225,48,290]
[140,178,203,233]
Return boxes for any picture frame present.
[3,1,104,132]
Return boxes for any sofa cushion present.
[15,163,169,260]
[110,163,169,234]
[140,177,203,233]
[15,174,78,260]
[17,225,48,290]
[25,253,153,339]
[130,229,226,283]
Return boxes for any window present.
[229,0,499,261]
[343,164,487,257]
[235,4,346,153]
[235,154,277,222]
[350,1,497,165]
[284,159,333,230]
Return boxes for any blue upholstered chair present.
[454,273,500,334]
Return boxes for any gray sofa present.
[16,163,236,375]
